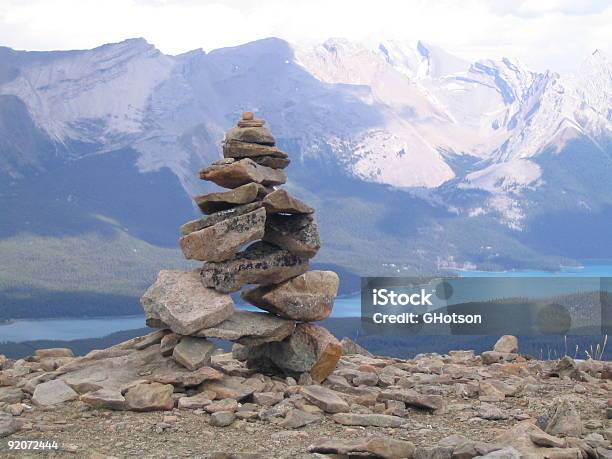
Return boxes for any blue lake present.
[2,260,611,343]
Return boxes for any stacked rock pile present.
[141,112,342,383]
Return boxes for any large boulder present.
[172,336,216,371]
[262,189,313,215]
[194,310,296,345]
[199,158,286,188]
[494,335,519,353]
[200,241,309,293]
[263,214,320,258]
[248,323,342,383]
[545,398,583,437]
[224,126,276,145]
[223,139,287,159]
[193,183,266,214]
[32,379,79,406]
[241,271,339,321]
[141,270,234,335]
[180,207,266,262]
[125,382,174,412]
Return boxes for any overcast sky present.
[0,0,610,73]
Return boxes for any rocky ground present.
[0,335,610,459]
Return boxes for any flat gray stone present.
[180,207,266,262]
[141,270,234,335]
[180,202,263,236]
[332,413,405,428]
[263,214,320,258]
[200,241,309,293]
[224,127,276,146]
[32,379,79,406]
[241,270,339,321]
[199,158,286,188]
[172,336,216,371]
[223,139,287,158]
[194,310,295,346]
[81,389,126,410]
[309,437,415,458]
[300,385,349,414]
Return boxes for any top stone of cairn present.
[225,112,275,145]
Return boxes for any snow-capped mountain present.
[0,37,610,312]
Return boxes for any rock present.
[0,413,22,438]
[262,189,313,215]
[210,411,236,427]
[300,385,349,413]
[331,412,404,427]
[132,329,169,350]
[224,126,275,146]
[280,408,321,429]
[193,183,265,214]
[262,214,320,258]
[223,139,287,159]
[172,336,216,371]
[414,446,454,459]
[241,271,339,321]
[148,366,224,387]
[159,333,181,357]
[125,382,174,412]
[252,392,284,407]
[178,393,213,409]
[0,387,24,403]
[232,343,249,361]
[205,398,239,413]
[481,351,516,365]
[252,156,290,169]
[309,437,415,459]
[250,323,341,383]
[494,335,518,353]
[141,270,234,335]
[32,380,79,406]
[35,348,74,359]
[81,389,126,410]
[200,241,309,293]
[181,202,263,236]
[180,207,266,262]
[478,448,521,459]
[199,158,286,188]
[545,398,583,437]
[195,310,295,345]
[479,381,506,401]
[340,337,374,357]
[529,431,568,449]
[200,377,255,401]
[378,388,444,411]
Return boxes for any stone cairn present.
[141,112,342,383]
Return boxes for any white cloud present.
[0,0,609,73]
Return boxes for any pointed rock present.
[180,207,266,262]
[172,336,216,371]
[263,214,320,258]
[225,126,276,146]
[194,310,295,345]
[241,271,339,321]
[200,241,309,293]
[200,158,286,188]
[141,270,234,335]
[545,398,583,437]
[194,183,266,214]
[262,189,314,215]
[223,139,287,159]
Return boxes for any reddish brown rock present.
[262,189,314,215]
[241,271,339,321]
[193,183,266,214]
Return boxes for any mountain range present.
[0,37,610,319]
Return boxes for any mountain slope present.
[0,37,610,318]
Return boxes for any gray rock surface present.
[172,336,216,371]
[262,214,320,258]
